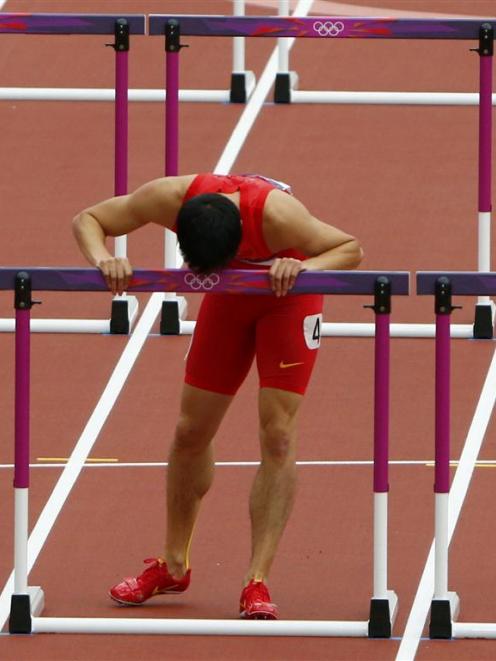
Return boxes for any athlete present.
[72,173,363,619]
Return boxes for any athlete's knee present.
[173,415,212,454]
[260,420,296,465]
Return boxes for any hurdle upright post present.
[367,276,398,637]
[109,18,138,334]
[274,0,297,103]
[161,19,187,334]
[429,277,460,638]
[230,0,255,102]
[474,23,494,338]
[9,272,44,634]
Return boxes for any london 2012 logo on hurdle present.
[184,272,221,291]
[312,20,345,37]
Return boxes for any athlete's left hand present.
[270,257,305,297]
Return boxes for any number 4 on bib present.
[303,313,322,350]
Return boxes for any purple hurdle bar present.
[0,268,409,295]
[0,13,145,34]
[149,15,496,40]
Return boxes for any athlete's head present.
[176,193,242,274]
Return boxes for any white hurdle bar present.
[177,321,474,338]
[31,617,369,636]
[0,87,233,102]
[288,91,496,106]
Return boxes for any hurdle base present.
[160,296,188,335]
[9,587,45,634]
[473,302,495,339]
[429,592,460,639]
[229,71,255,103]
[274,72,299,103]
[110,295,139,334]
[368,591,398,638]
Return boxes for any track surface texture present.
[1,1,496,660]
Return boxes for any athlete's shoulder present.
[154,174,198,196]
[128,175,198,228]
[264,188,309,223]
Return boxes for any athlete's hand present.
[270,257,304,297]
[97,257,133,296]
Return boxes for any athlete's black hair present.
[176,193,242,274]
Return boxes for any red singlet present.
[181,174,323,396]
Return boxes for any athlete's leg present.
[164,383,233,577]
[244,294,323,584]
[165,294,256,577]
[244,386,302,584]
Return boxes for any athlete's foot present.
[240,579,279,619]
[109,558,191,605]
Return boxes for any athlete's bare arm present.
[72,175,195,294]
[263,190,363,296]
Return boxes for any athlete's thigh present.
[176,383,234,447]
[255,294,324,395]
[185,294,257,395]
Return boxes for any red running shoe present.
[109,558,191,605]
[239,579,279,620]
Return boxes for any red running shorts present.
[185,293,324,396]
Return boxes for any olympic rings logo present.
[313,20,345,37]
[184,272,221,291]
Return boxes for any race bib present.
[303,313,322,350]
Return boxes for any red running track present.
[1,1,496,659]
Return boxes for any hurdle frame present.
[0,2,254,104]
[4,266,408,637]
[0,13,146,334]
[150,13,495,340]
[417,271,496,639]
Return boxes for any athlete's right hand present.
[97,257,133,296]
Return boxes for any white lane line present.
[396,347,496,661]
[5,459,496,469]
[0,0,315,630]
[216,0,315,174]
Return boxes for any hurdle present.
[5,266,408,637]
[274,12,496,107]
[417,271,496,639]
[0,13,146,334]
[152,13,495,340]
[0,2,254,104]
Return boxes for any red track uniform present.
[180,174,323,395]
